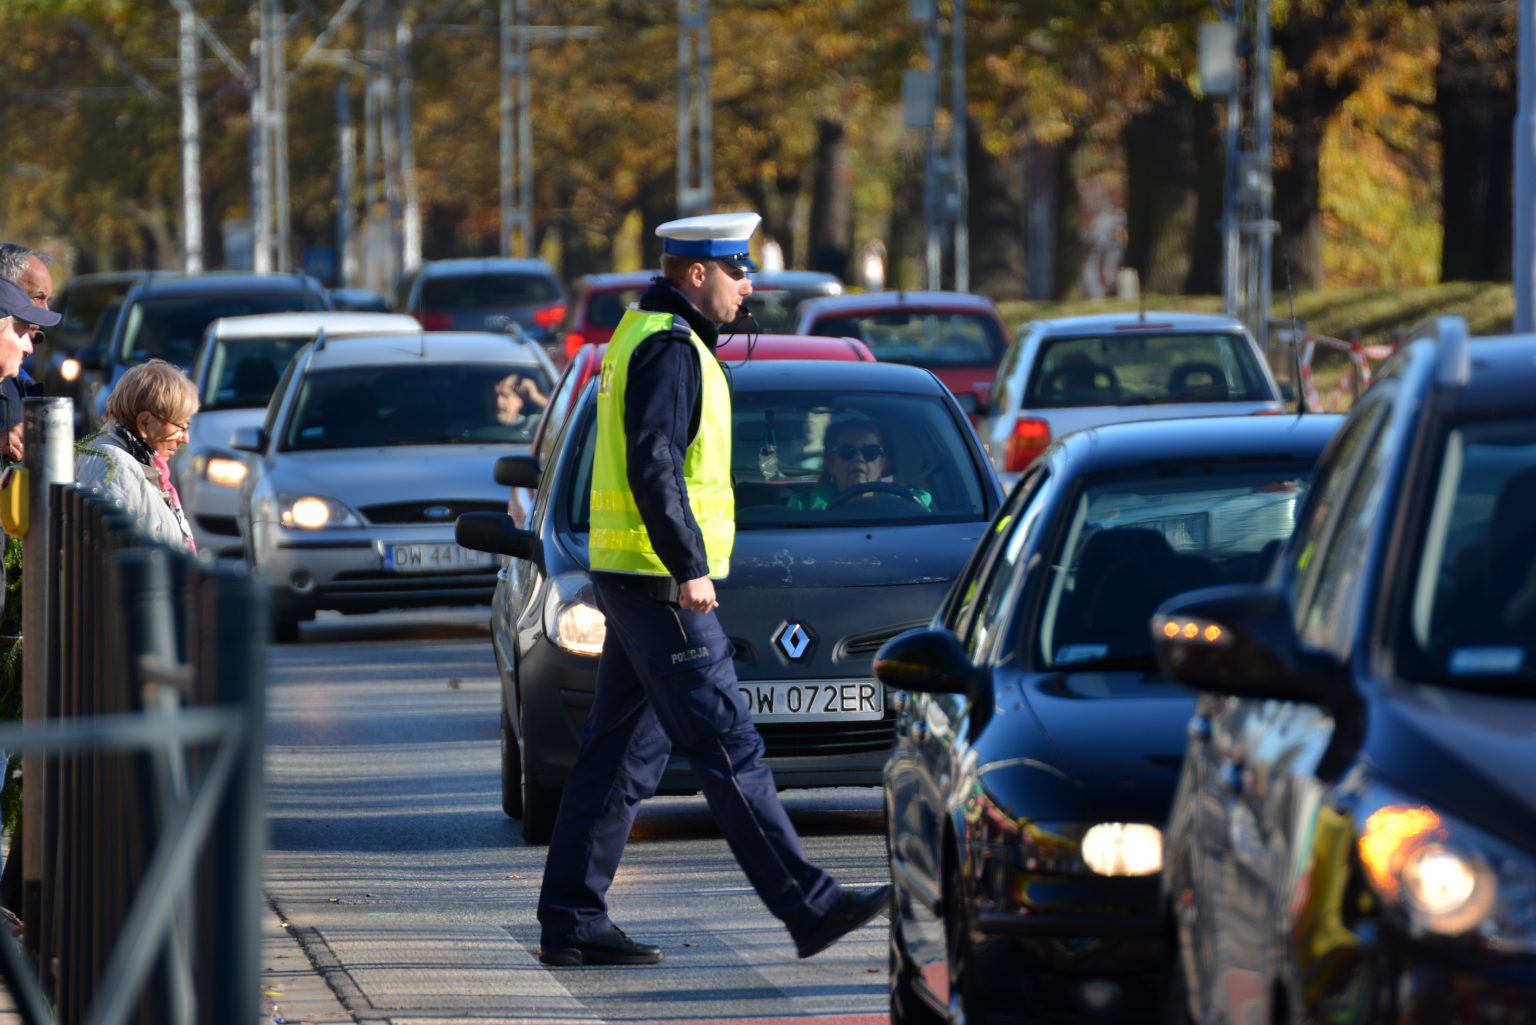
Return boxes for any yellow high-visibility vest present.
[589,309,734,578]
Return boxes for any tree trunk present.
[1124,82,1202,294]
[1021,141,1065,300]
[886,154,926,290]
[808,118,853,279]
[966,121,1028,301]
[1437,3,1515,281]
[1272,88,1328,290]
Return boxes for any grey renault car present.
[233,329,556,641]
[456,359,1005,842]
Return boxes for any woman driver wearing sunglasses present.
[789,414,933,512]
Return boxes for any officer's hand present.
[679,576,718,613]
[3,423,22,463]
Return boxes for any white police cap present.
[655,211,761,272]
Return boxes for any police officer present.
[536,212,889,967]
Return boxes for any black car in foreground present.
[875,412,1342,1025]
[1156,318,1536,1025]
[457,359,1003,843]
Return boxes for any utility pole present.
[949,0,968,292]
[337,79,357,287]
[500,0,532,257]
[272,0,291,272]
[1516,0,1536,331]
[1209,0,1276,359]
[907,0,966,291]
[398,12,420,275]
[177,2,203,273]
[677,0,712,216]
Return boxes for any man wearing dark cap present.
[535,212,889,967]
[0,244,54,462]
[0,276,60,454]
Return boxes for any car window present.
[535,359,586,468]
[1285,395,1394,614]
[962,471,1050,662]
[1025,332,1273,408]
[565,388,991,532]
[59,280,133,337]
[421,274,560,308]
[119,293,326,367]
[583,288,644,330]
[280,363,552,450]
[943,467,1045,637]
[730,390,990,528]
[1406,416,1536,687]
[989,333,1026,415]
[200,336,311,411]
[1038,462,1315,670]
[262,353,303,443]
[1295,395,1398,656]
[807,310,1005,368]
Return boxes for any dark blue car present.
[876,412,1341,1025]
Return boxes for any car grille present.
[194,515,240,538]
[360,500,507,525]
[758,715,895,758]
[836,622,926,660]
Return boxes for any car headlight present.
[966,805,1165,914]
[1081,823,1164,876]
[276,493,361,530]
[542,572,605,656]
[1354,785,1534,949]
[60,357,81,383]
[191,452,248,488]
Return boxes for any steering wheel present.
[826,481,928,509]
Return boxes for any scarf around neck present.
[112,421,197,553]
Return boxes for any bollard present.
[21,397,72,954]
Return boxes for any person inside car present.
[789,414,932,511]
[493,370,548,428]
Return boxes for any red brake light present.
[534,303,567,329]
[564,331,587,360]
[419,310,452,330]
[1004,418,1051,472]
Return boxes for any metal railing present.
[0,398,265,1025]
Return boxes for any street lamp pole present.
[1516,0,1536,331]
[177,2,203,273]
[678,0,712,216]
[950,0,968,292]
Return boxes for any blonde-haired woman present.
[76,358,199,551]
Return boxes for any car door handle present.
[1187,714,1212,743]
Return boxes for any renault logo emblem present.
[773,622,815,661]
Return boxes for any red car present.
[793,289,1008,419]
[512,332,875,526]
[558,271,654,363]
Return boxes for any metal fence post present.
[21,397,73,950]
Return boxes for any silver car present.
[232,330,556,642]
[173,311,421,558]
[980,311,1285,488]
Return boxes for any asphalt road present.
[266,608,893,1025]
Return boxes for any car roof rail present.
[1432,314,1470,387]
[313,327,329,352]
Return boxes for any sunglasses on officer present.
[830,443,885,462]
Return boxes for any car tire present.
[944,862,985,1024]
[273,616,300,644]
[889,889,945,1025]
[518,703,561,845]
[500,705,523,819]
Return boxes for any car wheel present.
[944,863,985,1024]
[518,703,561,844]
[889,889,945,1025]
[500,706,523,819]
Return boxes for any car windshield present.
[1027,331,1273,408]
[566,389,990,531]
[581,287,645,330]
[59,280,134,338]
[1405,417,1536,688]
[281,363,553,450]
[200,336,310,410]
[1037,464,1312,670]
[808,309,1004,368]
[119,293,325,367]
[422,274,559,308]
[744,284,837,332]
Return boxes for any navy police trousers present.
[536,581,843,946]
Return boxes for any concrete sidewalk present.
[0,900,355,1024]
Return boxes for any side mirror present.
[228,426,267,454]
[494,453,541,489]
[456,511,542,567]
[1153,584,1343,705]
[874,626,981,697]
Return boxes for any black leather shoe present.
[539,925,663,966]
[795,885,891,959]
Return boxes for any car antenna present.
[1285,258,1307,416]
[314,327,329,352]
